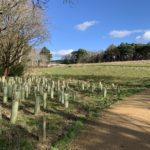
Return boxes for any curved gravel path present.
[69,89,150,150]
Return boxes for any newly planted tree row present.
[0,76,74,123]
[0,76,120,147]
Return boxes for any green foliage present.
[103,43,150,62]
[0,137,7,148]
[51,147,59,150]
[19,139,33,150]
[9,64,25,76]
[72,48,88,63]
[40,46,52,62]
[48,122,58,131]
[0,63,25,76]
[63,48,88,64]
[0,66,4,76]
[62,43,150,64]
[52,121,84,150]
[0,137,33,150]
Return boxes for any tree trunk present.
[3,67,9,77]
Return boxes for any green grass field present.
[0,61,150,150]
[31,61,150,87]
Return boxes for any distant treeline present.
[62,43,150,64]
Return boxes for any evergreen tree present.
[40,47,52,63]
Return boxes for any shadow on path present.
[69,89,150,150]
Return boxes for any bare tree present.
[0,0,74,76]
[27,48,40,67]
[0,0,47,76]
[0,0,74,33]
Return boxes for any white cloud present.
[52,49,74,58]
[109,30,143,38]
[135,36,142,41]
[136,31,150,41]
[110,30,132,38]
[75,20,98,31]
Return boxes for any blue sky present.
[40,0,150,60]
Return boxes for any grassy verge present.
[50,86,144,150]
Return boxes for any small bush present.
[0,66,4,76]
[0,64,26,76]
[9,64,25,76]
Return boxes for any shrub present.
[9,64,26,76]
[0,64,26,76]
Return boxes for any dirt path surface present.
[69,89,150,150]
